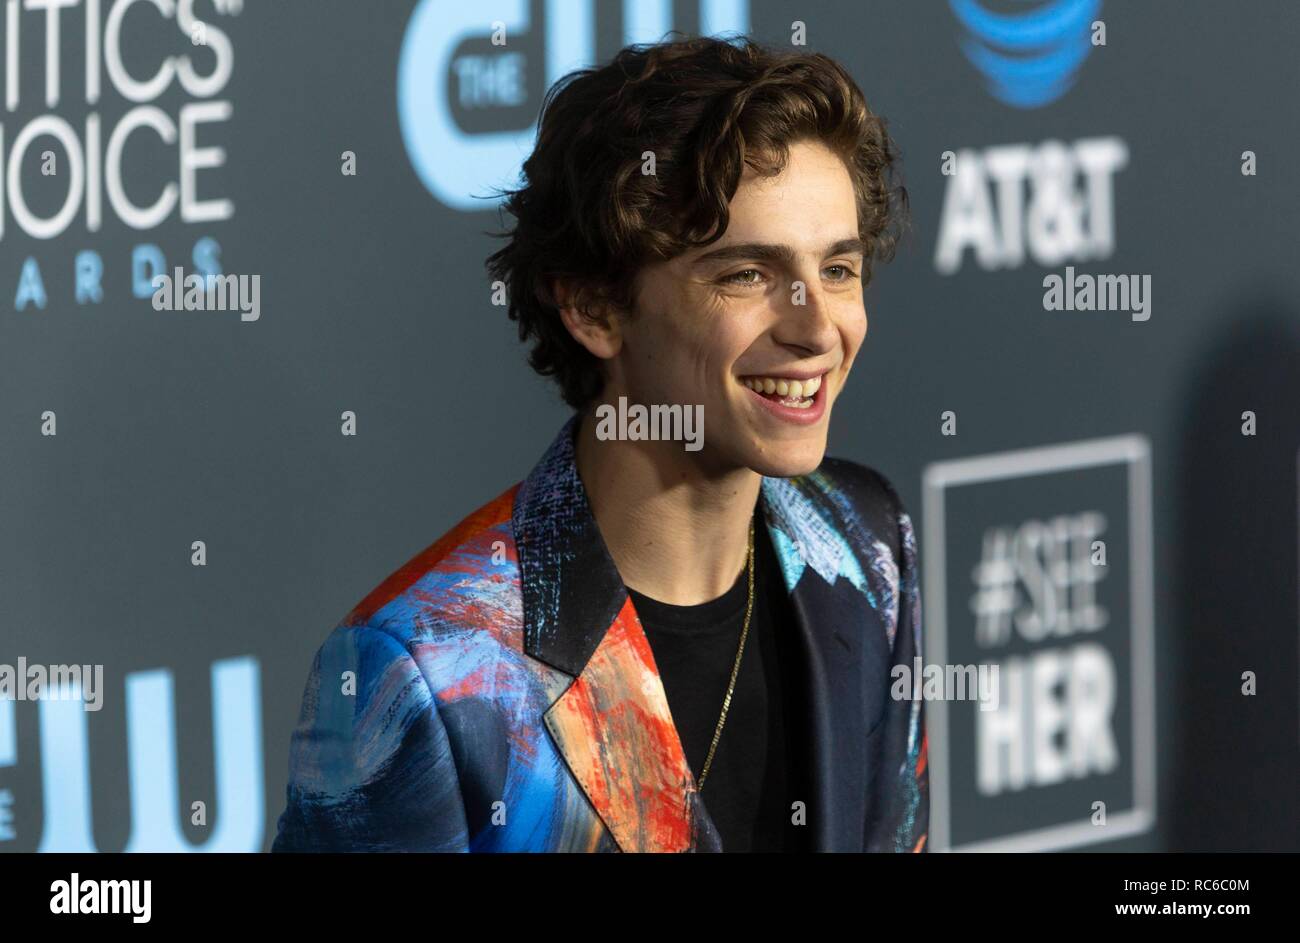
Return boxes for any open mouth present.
[739,373,823,410]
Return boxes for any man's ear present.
[552,277,623,360]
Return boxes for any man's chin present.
[746,445,826,479]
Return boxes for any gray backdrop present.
[1,0,1296,852]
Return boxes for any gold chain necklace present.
[696,516,755,792]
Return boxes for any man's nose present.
[773,276,841,354]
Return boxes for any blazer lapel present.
[760,472,891,852]
[515,417,705,852]
[541,596,702,853]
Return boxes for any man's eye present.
[825,265,860,281]
[721,269,764,286]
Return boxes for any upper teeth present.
[742,375,822,397]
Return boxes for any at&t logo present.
[950,0,1102,109]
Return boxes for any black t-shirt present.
[626,519,812,852]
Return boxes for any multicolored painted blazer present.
[271,416,928,853]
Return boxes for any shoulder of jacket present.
[809,456,911,556]
[338,481,521,639]
[816,455,906,517]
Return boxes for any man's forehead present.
[720,193,859,248]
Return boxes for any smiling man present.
[272,35,927,853]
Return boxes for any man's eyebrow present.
[691,237,869,266]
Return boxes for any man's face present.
[612,138,868,478]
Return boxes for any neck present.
[574,407,761,606]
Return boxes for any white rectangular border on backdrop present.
[921,435,1156,852]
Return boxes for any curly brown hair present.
[485,34,908,410]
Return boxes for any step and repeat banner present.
[1,1,1296,852]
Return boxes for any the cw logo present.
[0,658,262,852]
[398,0,751,212]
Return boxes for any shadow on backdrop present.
[1171,295,1300,851]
